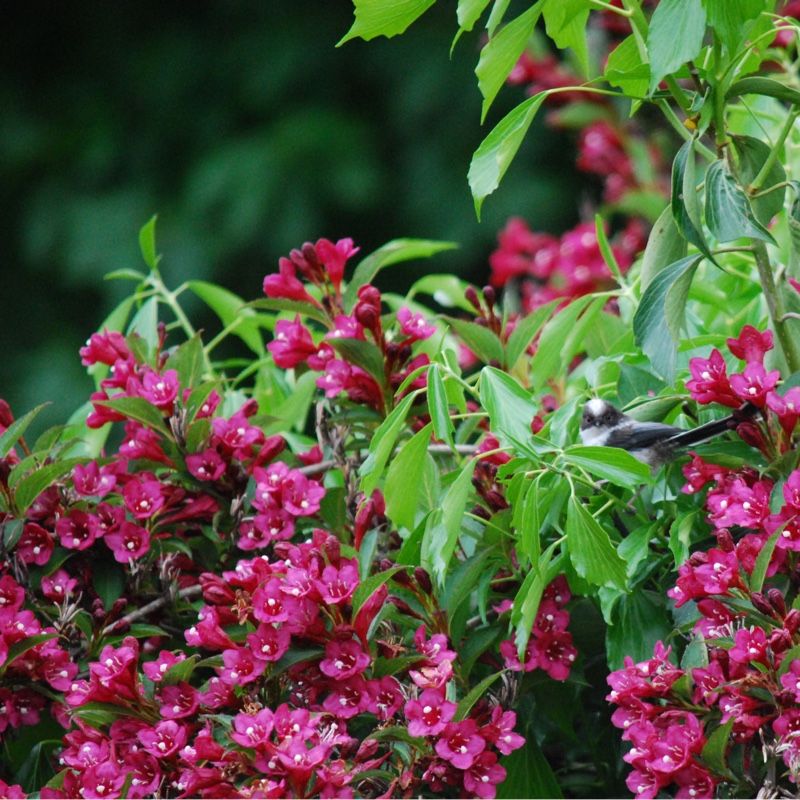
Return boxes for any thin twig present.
[106,585,202,634]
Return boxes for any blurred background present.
[0,1,580,434]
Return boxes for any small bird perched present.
[579,397,757,466]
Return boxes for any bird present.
[579,397,758,466]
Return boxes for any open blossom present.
[726,325,773,364]
[729,362,780,406]
[268,315,318,368]
[686,349,740,407]
[405,688,457,737]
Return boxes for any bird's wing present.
[605,422,681,450]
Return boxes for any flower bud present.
[301,242,321,271]
[464,285,481,312]
[482,286,496,309]
[470,504,492,521]
[750,591,776,618]
[769,627,792,654]
[785,609,800,634]
[715,528,735,552]
[199,573,236,606]
[414,567,432,595]
[391,569,414,588]
[0,400,14,429]
[387,595,425,620]
[768,588,788,617]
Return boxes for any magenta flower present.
[534,629,577,680]
[463,751,507,799]
[14,522,53,566]
[729,626,769,665]
[40,568,77,603]
[685,349,740,408]
[315,562,359,605]
[140,368,180,410]
[122,477,165,519]
[405,688,457,737]
[105,520,151,562]
[218,645,267,686]
[435,719,486,769]
[79,328,131,366]
[320,638,371,680]
[73,460,117,496]
[397,306,436,341]
[281,471,325,516]
[142,650,187,683]
[729,362,780,406]
[230,707,275,748]
[185,448,226,481]
[268,316,319,368]
[322,675,372,719]
[326,313,366,341]
[264,256,317,304]
[726,325,773,364]
[157,681,199,720]
[482,708,525,755]
[211,410,266,452]
[137,719,188,758]
[81,760,127,800]
[55,509,103,551]
[767,386,800,437]
[316,236,359,290]
[246,623,291,662]
[367,676,404,720]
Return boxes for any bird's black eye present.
[603,413,613,423]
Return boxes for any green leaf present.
[726,75,800,106]
[469,93,547,218]
[633,255,702,383]
[703,0,767,53]
[671,139,714,260]
[530,295,602,388]
[97,396,172,438]
[566,496,628,590]
[0,404,46,460]
[477,3,544,121]
[705,158,776,244]
[457,0,493,31]
[731,134,787,226]
[605,590,671,671]
[167,334,206,389]
[512,541,561,657]
[338,0,436,43]
[408,273,475,312]
[352,566,407,616]
[138,215,159,270]
[562,445,653,488]
[385,424,434,530]
[188,280,266,356]
[479,367,537,452]
[359,392,417,497]
[542,0,590,73]
[496,737,563,799]
[12,457,85,514]
[427,366,455,451]
[343,239,457,312]
[750,527,781,593]
[250,297,330,326]
[487,0,513,36]
[1,633,58,676]
[517,475,542,564]
[328,337,388,388]
[94,561,127,610]
[640,203,687,290]
[432,458,476,582]
[444,317,504,366]
[647,0,707,94]
[604,33,650,98]
[504,298,559,370]
[701,717,735,774]
[129,296,160,351]
[454,671,503,721]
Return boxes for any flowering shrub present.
[7,0,800,798]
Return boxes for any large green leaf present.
[496,737,563,799]
[434,458,476,582]
[731,134,787,226]
[647,0,707,94]
[671,139,713,260]
[604,33,650,98]
[633,255,702,383]
[703,0,768,53]
[187,280,266,356]
[562,445,653,488]
[469,93,547,217]
[342,239,457,312]
[566,496,628,590]
[328,337,388,388]
[726,75,800,105]
[96,395,172,438]
[479,366,537,452]
[385,423,434,530]
[138,215,160,270]
[640,204,687,290]
[605,590,671,671]
[504,298,559,370]
[338,0,436,44]
[477,2,544,121]
[427,365,455,451]
[705,158,775,244]
[457,0,493,31]
[359,391,417,497]
[12,457,86,515]
[542,0,590,74]
[444,317,504,366]
[0,405,46,460]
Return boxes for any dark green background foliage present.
[0,1,579,432]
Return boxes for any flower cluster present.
[489,217,646,311]
[265,237,436,413]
